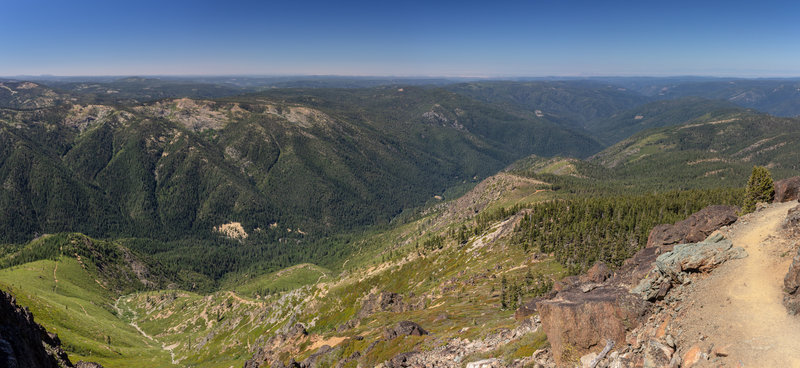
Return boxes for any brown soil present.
[674,202,800,367]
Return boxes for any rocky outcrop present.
[633,233,747,301]
[783,249,800,314]
[783,207,800,314]
[517,262,612,321]
[536,286,649,366]
[774,176,800,202]
[611,205,739,289]
[647,205,738,248]
[359,291,408,317]
[521,206,745,367]
[584,262,612,283]
[383,352,418,368]
[244,323,308,368]
[379,317,541,368]
[784,204,800,234]
[514,292,556,321]
[384,321,428,340]
[0,289,73,368]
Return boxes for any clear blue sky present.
[2,0,799,77]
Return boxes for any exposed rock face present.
[384,321,428,340]
[783,248,800,314]
[783,207,800,314]
[633,233,747,301]
[784,204,800,233]
[774,176,800,202]
[584,262,612,284]
[244,323,308,368]
[514,292,556,320]
[0,289,73,368]
[647,205,738,248]
[383,352,417,368]
[379,317,541,368]
[358,291,408,318]
[536,286,649,366]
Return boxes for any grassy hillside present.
[0,233,176,367]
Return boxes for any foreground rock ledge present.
[536,286,648,366]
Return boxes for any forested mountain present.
[0,83,602,258]
[3,76,800,367]
[592,111,800,176]
[596,77,800,117]
[588,97,745,144]
[3,77,800,284]
[0,78,248,108]
[445,80,650,130]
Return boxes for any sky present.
[1,0,799,77]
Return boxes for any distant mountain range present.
[3,76,800,367]
[1,76,800,283]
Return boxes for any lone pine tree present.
[742,166,774,214]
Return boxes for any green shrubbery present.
[741,166,775,214]
[512,188,743,273]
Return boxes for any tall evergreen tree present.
[742,166,774,214]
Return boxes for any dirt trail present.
[114,295,180,365]
[677,202,800,367]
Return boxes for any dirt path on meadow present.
[675,202,800,367]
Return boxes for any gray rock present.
[633,233,746,301]
[384,321,428,340]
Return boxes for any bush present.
[742,166,774,214]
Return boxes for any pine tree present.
[742,166,774,214]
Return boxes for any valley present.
[1,77,800,367]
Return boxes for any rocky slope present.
[523,201,800,368]
[0,289,106,368]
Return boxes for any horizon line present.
[4,73,800,80]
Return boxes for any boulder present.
[784,247,800,314]
[775,176,800,203]
[358,291,409,318]
[384,321,428,340]
[612,245,669,289]
[633,233,747,301]
[656,233,745,277]
[610,205,739,289]
[643,339,674,368]
[383,352,417,368]
[536,286,649,366]
[583,262,612,284]
[553,275,581,292]
[647,205,738,248]
[784,205,800,232]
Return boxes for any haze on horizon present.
[2,0,800,78]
